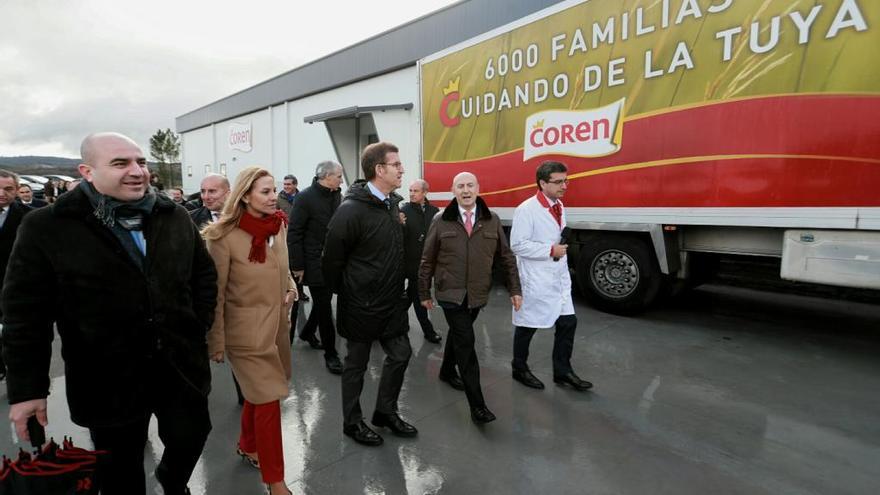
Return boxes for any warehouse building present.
[175,0,562,193]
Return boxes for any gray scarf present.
[79,180,157,230]
[80,180,157,271]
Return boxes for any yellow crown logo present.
[442,76,460,96]
[532,119,545,130]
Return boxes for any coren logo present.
[229,122,253,152]
[523,99,624,160]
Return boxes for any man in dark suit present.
[187,173,243,405]
[0,170,32,381]
[400,180,441,344]
[189,174,229,228]
[16,184,48,208]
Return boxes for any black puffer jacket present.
[287,178,341,286]
[1,188,217,428]
[322,181,407,342]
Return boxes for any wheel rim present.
[590,249,639,299]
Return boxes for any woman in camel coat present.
[203,166,296,495]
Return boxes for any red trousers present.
[239,400,284,483]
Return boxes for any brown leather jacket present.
[418,197,521,308]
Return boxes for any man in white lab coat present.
[509,161,592,392]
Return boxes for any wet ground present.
[1,284,879,494]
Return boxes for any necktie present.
[383,198,391,210]
[550,203,562,226]
[211,211,220,223]
[464,210,473,236]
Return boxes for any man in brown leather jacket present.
[418,171,521,424]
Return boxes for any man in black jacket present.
[288,161,343,373]
[323,141,416,446]
[0,170,32,381]
[2,133,217,495]
[400,179,441,344]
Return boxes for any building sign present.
[228,122,252,152]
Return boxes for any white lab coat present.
[510,194,574,328]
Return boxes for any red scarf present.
[238,210,288,263]
[535,191,562,227]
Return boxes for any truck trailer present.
[419,0,880,314]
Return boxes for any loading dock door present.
[304,104,412,185]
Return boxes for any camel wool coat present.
[207,225,295,405]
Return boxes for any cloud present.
[0,0,456,157]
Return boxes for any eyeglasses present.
[547,178,569,185]
[379,162,403,169]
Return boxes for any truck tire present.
[575,235,662,315]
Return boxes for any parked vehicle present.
[19,174,49,184]
[419,0,880,314]
[43,174,76,183]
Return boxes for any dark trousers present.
[89,360,211,495]
[439,301,485,408]
[287,279,306,345]
[513,314,577,376]
[300,284,338,359]
[406,276,434,335]
[341,333,412,427]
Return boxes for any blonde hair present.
[202,166,273,241]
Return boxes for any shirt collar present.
[366,181,387,202]
[458,205,477,221]
[536,191,560,208]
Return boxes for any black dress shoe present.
[554,372,593,391]
[470,406,496,424]
[343,421,383,446]
[423,331,442,344]
[438,372,465,391]
[300,334,323,349]
[371,412,418,437]
[512,369,545,389]
[325,356,343,375]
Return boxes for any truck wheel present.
[576,235,662,315]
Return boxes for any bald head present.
[200,173,231,212]
[451,172,479,210]
[77,132,149,201]
[80,132,141,165]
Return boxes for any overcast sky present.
[0,0,458,158]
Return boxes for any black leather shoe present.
[423,331,442,344]
[438,372,465,391]
[470,406,496,424]
[300,334,323,349]
[325,356,343,375]
[512,369,545,389]
[343,421,383,446]
[371,412,418,437]
[554,372,593,391]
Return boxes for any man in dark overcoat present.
[0,170,32,381]
[400,179,441,344]
[288,161,343,373]
[322,141,416,446]
[2,133,217,495]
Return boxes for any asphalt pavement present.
[1,283,878,494]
